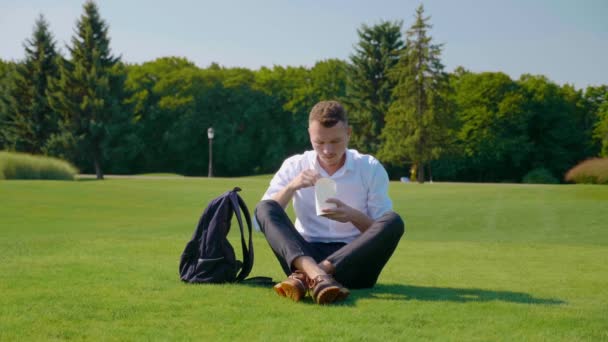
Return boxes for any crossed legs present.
[255,200,404,303]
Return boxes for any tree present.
[585,85,608,157]
[124,59,292,177]
[284,59,349,151]
[449,71,531,181]
[48,1,125,179]
[379,5,451,183]
[346,20,404,154]
[0,59,17,149]
[254,65,312,156]
[585,85,608,156]
[124,57,200,173]
[595,101,608,156]
[3,15,59,153]
[517,75,589,180]
[561,84,598,159]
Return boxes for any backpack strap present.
[229,187,254,282]
[229,187,273,285]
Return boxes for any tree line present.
[1,1,607,182]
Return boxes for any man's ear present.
[308,126,314,145]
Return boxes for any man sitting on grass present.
[255,100,405,304]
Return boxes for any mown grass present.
[136,173,184,177]
[0,151,78,180]
[1,178,607,341]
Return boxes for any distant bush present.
[522,168,559,184]
[0,152,78,180]
[565,158,608,185]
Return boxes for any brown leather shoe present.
[309,274,350,304]
[273,271,308,302]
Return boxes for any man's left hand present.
[321,198,353,223]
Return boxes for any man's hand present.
[322,198,374,232]
[288,169,321,191]
[321,198,353,223]
[271,169,320,208]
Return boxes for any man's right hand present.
[272,169,321,208]
[288,169,321,191]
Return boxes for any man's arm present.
[270,184,296,208]
[322,160,392,232]
[271,169,320,208]
[346,208,374,232]
[322,199,374,232]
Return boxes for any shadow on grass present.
[361,284,565,305]
[237,281,564,306]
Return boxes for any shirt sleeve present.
[261,158,296,202]
[367,161,393,220]
[254,157,298,232]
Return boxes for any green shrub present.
[0,151,78,180]
[565,158,608,184]
[522,168,559,184]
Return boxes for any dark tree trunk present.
[93,150,104,180]
[417,163,425,183]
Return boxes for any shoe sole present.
[336,288,350,302]
[315,286,342,304]
[274,282,304,302]
[273,283,286,297]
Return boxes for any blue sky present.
[1,0,606,89]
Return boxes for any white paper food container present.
[315,177,337,216]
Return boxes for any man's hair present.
[309,100,348,128]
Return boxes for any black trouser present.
[255,200,404,289]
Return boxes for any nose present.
[323,144,335,155]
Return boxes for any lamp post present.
[207,127,214,177]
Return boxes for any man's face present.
[308,120,351,168]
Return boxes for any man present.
[255,100,404,304]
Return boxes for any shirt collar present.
[310,149,354,177]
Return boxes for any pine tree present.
[4,15,59,153]
[346,21,404,154]
[379,5,451,183]
[0,59,16,149]
[48,0,124,179]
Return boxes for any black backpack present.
[179,187,255,283]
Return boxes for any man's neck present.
[318,153,346,176]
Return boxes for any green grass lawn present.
[1,178,607,341]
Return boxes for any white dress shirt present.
[260,149,393,243]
